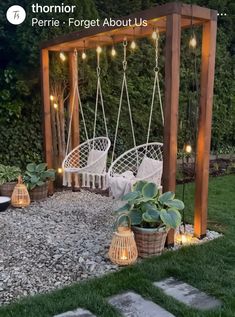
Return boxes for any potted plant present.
[115,180,184,258]
[0,164,21,197]
[23,163,55,201]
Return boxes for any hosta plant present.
[115,181,184,231]
[23,163,55,191]
[0,164,21,185]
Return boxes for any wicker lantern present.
[109,214,138,266]
[11,176,30,208]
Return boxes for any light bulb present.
[130,40,136,50]
[189,35,197,49]
[82,51,87,60]
[50,95,54,101]
[152,31,157,40]
[53,103,58,109]
[185,144,192,154]
[111,46,116,57]
[96,46,102,54]
[59,52,66,62]
[57,167,63,174]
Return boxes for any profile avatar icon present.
[6,5,26,25]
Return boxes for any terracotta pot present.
[132,226,168,258]
[0,182,17,197]
[29,182,48,201]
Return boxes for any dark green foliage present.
[23,162,55,190]
[115,181,184,229]
[0,0,235,169]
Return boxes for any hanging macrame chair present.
[62,49,111,190]
[108,31,164,199]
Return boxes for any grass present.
[0,175,235,317]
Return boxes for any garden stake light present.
[11,176,30,208]
[109,214,138,266]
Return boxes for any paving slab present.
[154,277,222,310]
[108,291,176,317]
[54,308,96,317]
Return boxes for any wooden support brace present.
[194,20,217,238]
[41,49,54,194]
[163,13,181,247]
[68,50,80,188]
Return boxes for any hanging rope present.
[111,39,137,163]
[66,49,89,156]
[93,49,109,139]
[146,29,164,147]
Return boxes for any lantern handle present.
[116,213,131,231]
[18,175,23,184]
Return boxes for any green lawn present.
[0,175,235,317]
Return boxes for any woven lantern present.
[11,176,30,208]
[109,214,138,266]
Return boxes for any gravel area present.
[0,190,117,305]
[0,191,222,306]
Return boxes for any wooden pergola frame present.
[41,2,217,245]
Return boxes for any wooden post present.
[163,13,181,246]
[194,20,217,238]
[68,50,80,188]
[41,49,54,194]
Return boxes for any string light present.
[152,30,157,40]
[96,46,102,54]
[130,40,136,50]
[189,34,197,49]
[50,95,54,101]
[130,27,137,50]
[53,103,58,110]
[57,167,63,174]
[111,46,116,57]
[59,52,66,62]
[82,40,87,60]
[184,143,192,154]
[111,36,116,57]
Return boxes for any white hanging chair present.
[62,49,111,190]
[108,142,163,198]
[63,137,111,189]
[108,31,164,198]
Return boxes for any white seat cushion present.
[136,156,162,179]
[87,149,106,173]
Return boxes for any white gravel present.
[0,191,222,306]
[0,190,117,305]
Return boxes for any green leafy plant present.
[115,181,184,230]
[23,163,55,190]
[0,164,21,185]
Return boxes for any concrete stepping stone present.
[54,308,96,317]
[154,277,222,310]
[108,291,176,317]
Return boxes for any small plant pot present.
[0,182,17,197]
[132,226,168,258]
[29,183,48,201]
